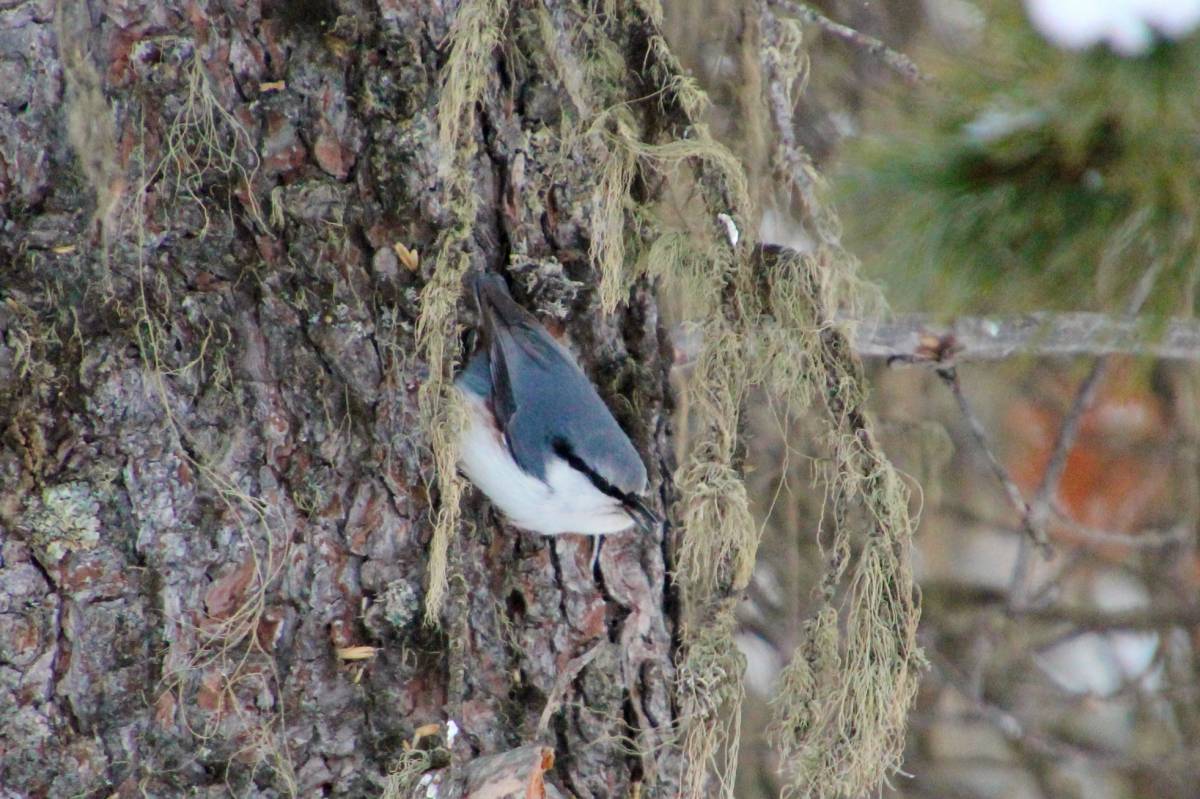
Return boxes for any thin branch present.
[935,365,1044,548]
[1023,603,1200,631]
[1049,503,1191,549]
[768,0,926,84]
[920,582,1200,630]
[853,312,1200,363]
[1023,360,1109,531]
[927,651,1197,775]
[937,501,1189,551]
[760,3,832,240]
[1008,262,1166,607]
[676,312,1200,366]
[924,646,1024,739]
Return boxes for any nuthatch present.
[455,272,656,536]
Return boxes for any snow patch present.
[1024,0,1200,55]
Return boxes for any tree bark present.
[0,1,679,796]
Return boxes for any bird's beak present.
[626,496,661,535]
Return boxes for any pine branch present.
[852,311,1200,363]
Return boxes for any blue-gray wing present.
[473,273,648,496]
[456,350,492,399]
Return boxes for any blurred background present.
[663,1,1200,796]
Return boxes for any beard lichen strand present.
[632,18,919,797]
[435,0,509,177]
[589,106,752,315]
[677,606,746,799]
[416,233,472,626]
[762,248,922,799]
[674,322,758,595]
[607,43,762,786]
[421,0,514,625]
[592,120,641,315]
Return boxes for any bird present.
[454,271,657,537]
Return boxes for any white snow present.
[1024,0,1200,55]
[962,107,1046,144]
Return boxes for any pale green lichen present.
[767,606,842,787]
[761,248,922,799]
[415,238,471,626]
[677,608,746,799]
[591,118,641,314]
[592,114,751,314]
[436,0,509,175]
[421,0,507,624]
[382,579,422,631]
[627,15,920,798]
[25,482,102,563]
[673,323,758,594]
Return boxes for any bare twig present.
[1023,603,1200,631]
[1003,263,1161,607]
[922,580,1200,632]
[676,312,1200,368]
[1049,503,1190,549]
[925,645,1197,775]
[935,365,1044,548]
[922,580,1188,623]
[768,0,926,84]
[853,312,1200,363]
[938,501,1188,552]
[1008,262,1166,607]
[924,646,1024,739]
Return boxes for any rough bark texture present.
[0,1,680,796]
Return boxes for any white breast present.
[457,390,635,535]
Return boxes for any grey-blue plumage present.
[470,272,648,495]
[454,272,653,536]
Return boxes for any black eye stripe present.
[552,438,625,501]
[552,439,659,533]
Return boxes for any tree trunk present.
[0,1,680,796]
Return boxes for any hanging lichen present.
[762,251,923,799]
[677,608,746,799]
[419,0,508,623]
[592,115,750,314]
[625,6,923,797]
[591,117,641,314]
[435,0,509,176]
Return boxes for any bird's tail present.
[468,270,506,306]
[468,271,533,337]
[468,270,520,312]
